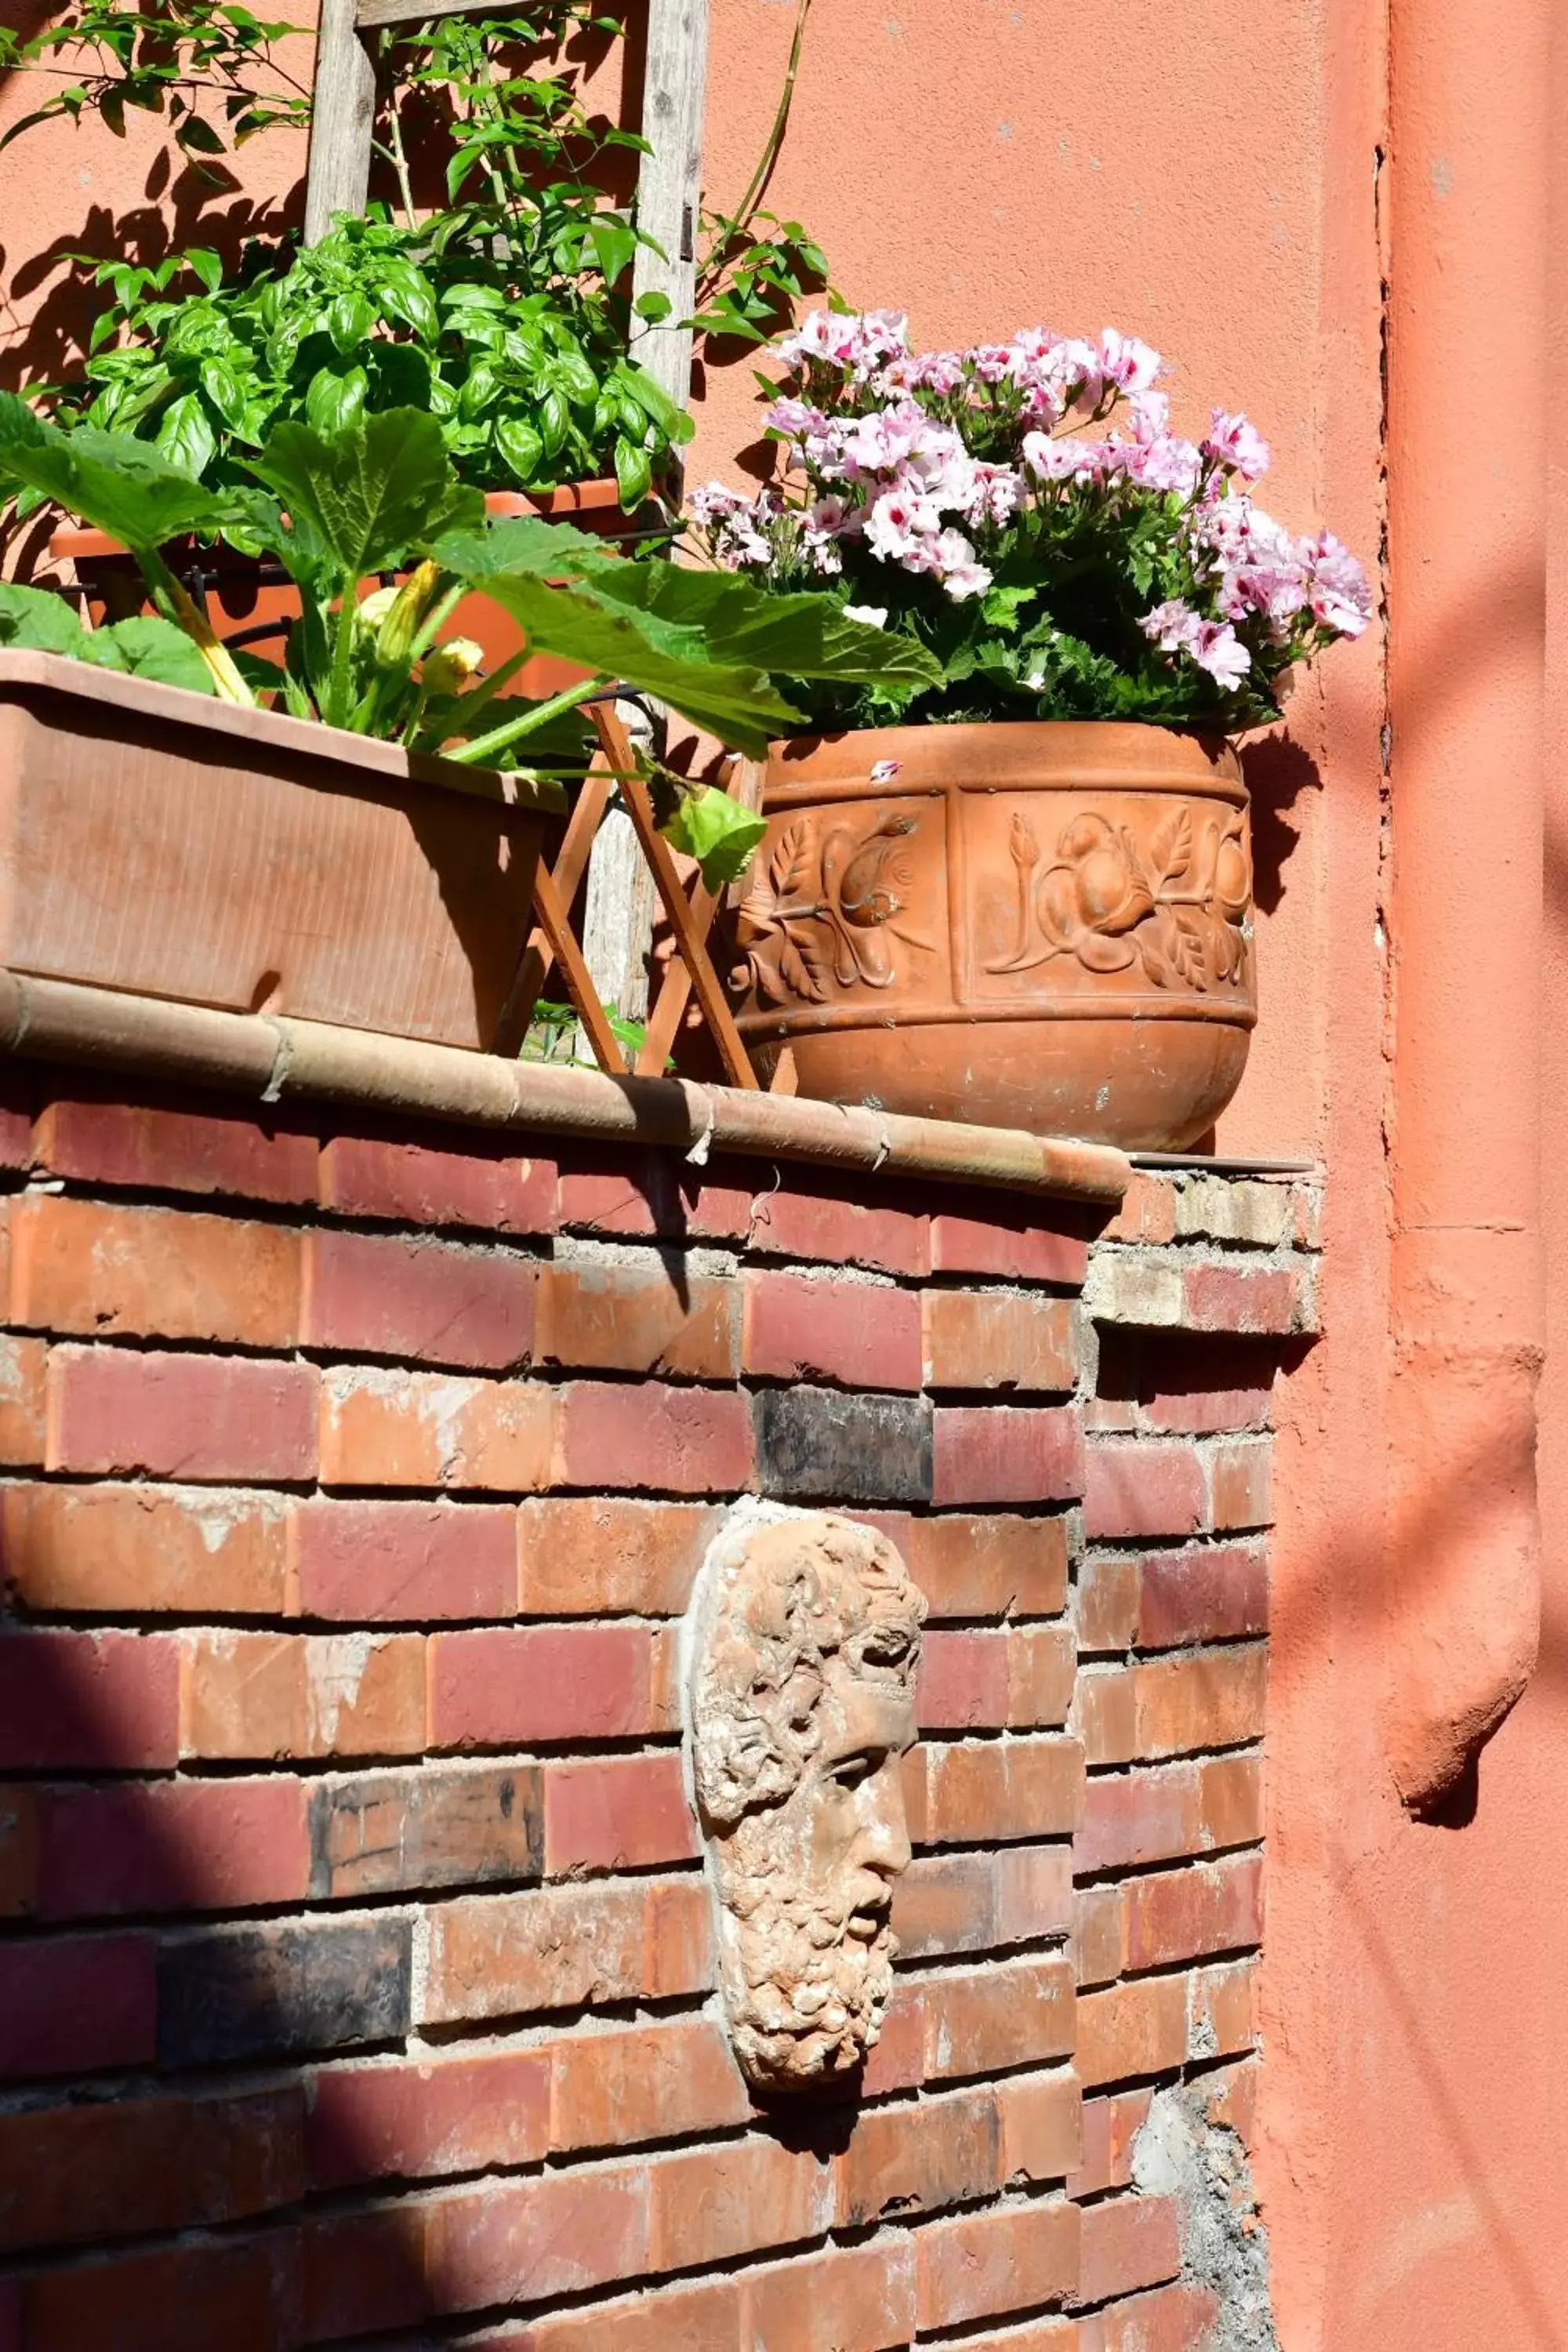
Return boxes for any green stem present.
[443,670,607,766]
[377,58,419,230]
[409,579,467,664]
[695,0,811,296]
[327,588,359,729]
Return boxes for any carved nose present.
[860,1766,912,1879]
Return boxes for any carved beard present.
[713,1826,898,2092]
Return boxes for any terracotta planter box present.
[0,650,561,1051]
[733,720,1256,1151]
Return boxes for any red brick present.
[1077,1765,1203,1875]
[1079,2283,1219,2352]
[998,2067,1082,2183]
[320,1131,556,1232]
[0,1933,155,2078]
[1123,1855,1264,1973]
[861,1981,927,2096]
[24,2231,299,2352]
[289,1497,515,1620]
[923,1289,1079,1392]
[10,1194,300,1346]
[1189,1956,1259,2058]
[838,2085,1001,2226]
[1183,1261,1305,1334]
[1072,1667,1138,1766]
[743,2241,918,2352]
[951,2322,1077,2352]
[522,2274,743,2351]
[556,1156,746,1240]
[1099,1175,1179,1246]
[299,2205,430,2340]
[648,2134,835,2268]
[744,1268,922,1390]
[0,1786,38,1916]
[1083,1443,1207,1539]
[540,1262,737,1380]
[0,1337,45,1465]
[924,1955,1075,2078]
[524,2274,743,2351]
[301,1226,536,1369]
[917,1628,1010,1727]
[1010,1623,1077,1726]
[0,1068,32,1167]
[997,1842,1076,1944]
[1075,2193,1182,2307]
[555,1379,753,1494]
[1142,1382,1272,1436]
[1074,1882,1124,1987]
[308,2049,550,2187]
[1209,1437,1274,1530]
[36,1777,310,1918]
[1069,2086,1153,2199]
[543,1751,698,1873]
[924,1735,1083,1844]
[425,2165,649,2314]
[1199,1753,1265,1850]
[0,2085,303,2252]
[430,1624,653,1746]
[932,1406,1085,1508]
[1202,2056,1260,2146]
[1134,1647,1267,1758]
[0,1630,178,1769]
[46,1347,318,1482]
[907,1512,1070,1620]
[1076,1557,1140,1652]
[748,1184,930,1276]
[318,1366,553,1490]
[929,1210,1089,1284]
[550,2018,749,2153]
[892,1851,1000,1957]
[5,1482,288,1615]
[517,1497,720,1614]
[1075,1977,1188,2089]
[420,1877,709,2024]
[915,2198,1079,2329]
[36,1091,318,1204]
[307,1759,541,1898]
[1136,1541,1269,1647]
[180,1628,426,1759]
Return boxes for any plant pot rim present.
[0,648,566,817]
[47,477,622,564]
[764,717,1243,799]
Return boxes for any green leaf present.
[303,365,368,438]
[494,416,544,484]
[174,113,227,154]
[245,408,483,590]
[187,249,224,296]
[579,563,946,697]
[633,290,672,323]
[613,434,652,510]
[0,392,236,550]
[154,390,217,479]
[326,290,374,356]
[660,785,768,890]
[0,580,87,656]
[78,615,220,693]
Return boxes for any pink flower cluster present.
[689,308,1370,699]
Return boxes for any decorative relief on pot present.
[984,800,1251,993]
[736,804,938,1006]
[684,1503,926,2094]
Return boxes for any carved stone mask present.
[683,1504,926,2093]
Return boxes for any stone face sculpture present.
[683,1503,927,2093]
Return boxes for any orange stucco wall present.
[3,2,1566,2339]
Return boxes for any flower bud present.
[420,638,485,698]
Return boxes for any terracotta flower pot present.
[733,720,1255,1150]
[0,650,561,1051]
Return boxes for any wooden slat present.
[636,873,718,1074]
[303,0,376,244]
[528,865,629,1076]
[629,0,710,426]
[588,706,757,1091]
[355,0,492,24]
[494,763,616,1055]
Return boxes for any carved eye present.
[830,1751,881,1791]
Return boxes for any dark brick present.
[753,1388,933,1504]
[157,1915,411,2068]
[307,1764,543,1900]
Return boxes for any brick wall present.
[0,1070,1319,2350]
